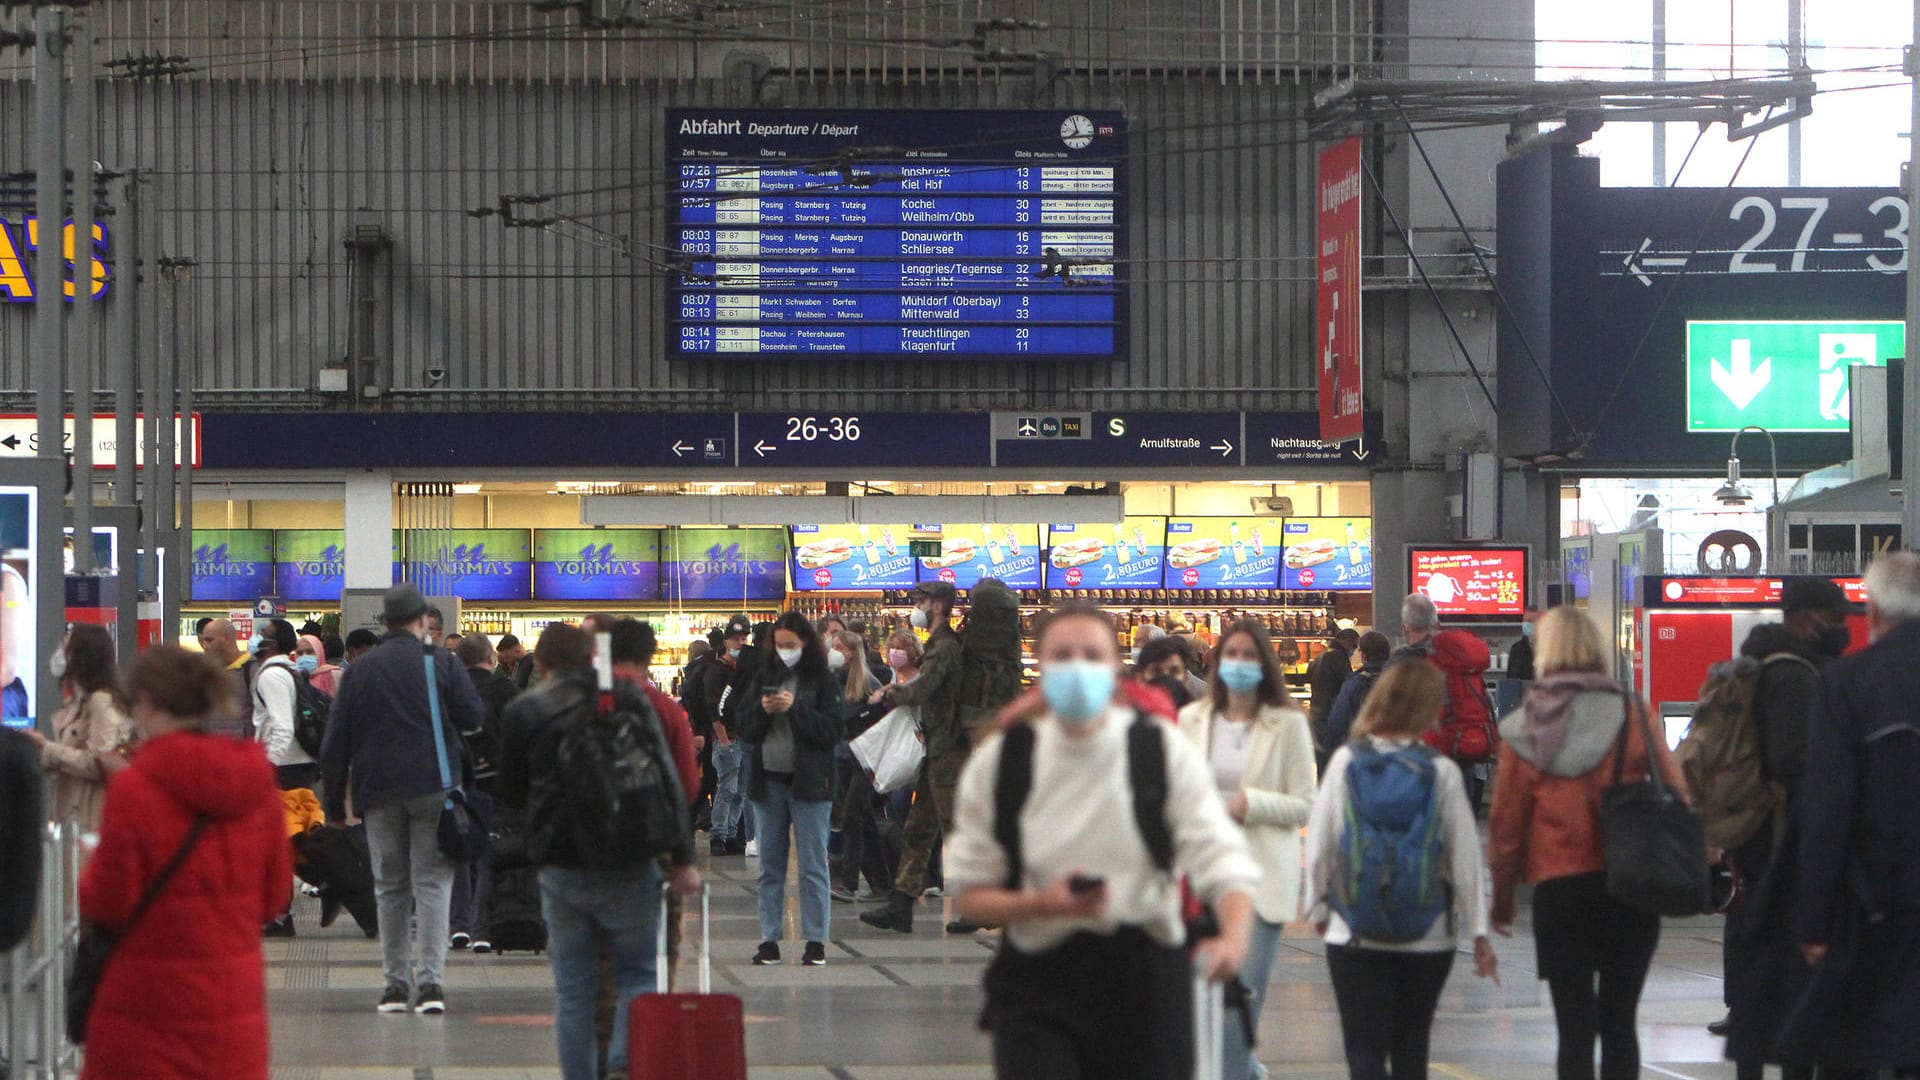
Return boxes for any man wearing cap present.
[320,583,488,1017]
[700,614,757,857]
[1715,575,1861,1052]
[862,581,968,934]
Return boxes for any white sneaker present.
[744,840,760,858]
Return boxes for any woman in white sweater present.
[949,601,1259,1080]
[1178,618,1318,1080]
[1304,660,1498,1080]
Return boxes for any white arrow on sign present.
[753,439,777,458]
[1352,436,1370,462]
[1211,439,1234,458]
[1710,339,1773,411]
[671,440,692,458]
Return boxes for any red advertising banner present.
[1409,547,1527,618]
[1317,136,1364,444]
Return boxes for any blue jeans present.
[711,742,745,841]
[537,863,662,1080]
[1224,916,1285,1080]
[750,779,832,944]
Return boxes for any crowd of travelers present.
[5,554,1920,1079]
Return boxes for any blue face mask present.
[1216,658,1264,694]
[295,655,320,674]
[1519,623,1536,639]
[1041,660,1116,727]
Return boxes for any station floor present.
[262,852,1746,1080]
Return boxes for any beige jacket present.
[40,689,134,833]
[1178,699,1318,923]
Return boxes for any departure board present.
[668,109,1128,361]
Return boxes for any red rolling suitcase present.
[628,882,747,1080]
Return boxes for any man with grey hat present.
[321,582,488,1017]
[862,581,968,934]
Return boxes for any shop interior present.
[184,478,1375,698]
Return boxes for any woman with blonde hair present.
[1306,659,1496,1080]
[1488,606,1689,1080]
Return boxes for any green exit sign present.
[1686,320,1904,433]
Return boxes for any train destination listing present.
[668,108,1128,361]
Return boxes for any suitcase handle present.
[659,879,712,995]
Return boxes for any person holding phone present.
[947,601,1258,1080]
[737,611,844,968]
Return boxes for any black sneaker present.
[751,942,782,966]
[710,837,731,857]
[450,932,471,950]
[376,983,410,1014]
[413,983,446,1015]
[470,939,492,955]
[263,916,295,938]
[802,941,827,966]
[946,918,987,935]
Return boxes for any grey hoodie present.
[1498,685,1635,779]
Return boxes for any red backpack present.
[1420,629,1498,762]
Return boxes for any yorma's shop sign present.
[0,217,110,301]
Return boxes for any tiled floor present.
[264,856,1744,1079]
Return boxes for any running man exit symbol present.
[1710,339,1772,411]
[1818,333,1878,421]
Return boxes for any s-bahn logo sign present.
[0,217,110,302]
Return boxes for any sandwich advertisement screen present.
[1046,518,1167,589]
[791,524,918,590]
[1,488,38,730]
[392,529,533,602]
[276,530,347,603]
[916,525,1043,590]
[663,529,787,601]
[1280,517,1372,591]
[1162,518,1282,590]
[1408,547,1528,618]
[534,529,662,602]
[190,529,276,603]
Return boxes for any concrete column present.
[344,471,393,591]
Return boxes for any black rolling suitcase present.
[292,825,379,938]
[483,801,546,953]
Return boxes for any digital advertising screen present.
[0,488,38,730]
[534,529,661,602]
[276,530,347,603]
[1279,517,1372,591]
[1562,538,1593,608]
[669,109,1128,362]
[1408,547,1528,619]
[1045,517,1167,590]
[190,529,276,604]
[61,527,117,575]
[1162,518,1282,590]
[791,524,917,591]
[663,529,788,602]
[916,524,1042,590]
[392,529,533,602]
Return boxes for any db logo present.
[1658,627,1677,641]
[1299,568,1315,587]
[1064,567,1083,586]
[813,568,833,587]
[1182,568,1200,587]
[939,568,957,583]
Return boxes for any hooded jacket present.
[1738,621,1830,808]
[1487,674,1689,925]
[78,731,289,1080]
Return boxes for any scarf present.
[1520,670,1624,765]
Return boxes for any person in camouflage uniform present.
[863,579,1017,934]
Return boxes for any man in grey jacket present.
[321,583,487,1017]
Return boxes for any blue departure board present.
[668,109,1128,361]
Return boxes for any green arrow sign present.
[1686,320,1904,433]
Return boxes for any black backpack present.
[556,690,687,870]
[993,712,1173,888]
[288,669,334,758]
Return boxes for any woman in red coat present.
[79,645,291,1080]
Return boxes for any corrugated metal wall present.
[0,0,1366,414]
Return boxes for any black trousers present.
[1534,872,1660,1080]
[983,929,1192,1080]
[1325,944,1455,1080]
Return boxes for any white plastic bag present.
[850,705,925,794]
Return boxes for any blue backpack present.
[1330,743,1449,942]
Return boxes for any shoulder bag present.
[68,816,208,1043]
[426,647,491,863]
[1601,690,1710,917]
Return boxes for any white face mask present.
[909,607,930,629]
[49,649,67,679]
[776,646,804,668]
[827,649,848,671]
